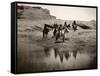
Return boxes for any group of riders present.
[43,20,77,43]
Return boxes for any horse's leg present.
[42,31,45,40]
[62,34,65,42]
[46,33,48,39]
[52,33,54,38]
[55,33,59,43]
[42,32,44,39]
[55,37,58,42]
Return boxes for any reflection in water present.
[44,47,77,63]
[18,46,97,73]
[72,50,78,59]
[44,47,51,57]
[54,48,58,58]
[65,52,70,60]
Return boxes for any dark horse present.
[42,24,53,39]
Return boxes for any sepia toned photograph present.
[16,2,97,73]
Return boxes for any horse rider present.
[43,24,50,39]
[72,20,77,31]
[52,24,58,38]
[63,21,69,33]
[58,24,63,37]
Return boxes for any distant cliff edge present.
[17,6,56,20]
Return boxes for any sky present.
[18,3,96,21]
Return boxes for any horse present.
[55,23,70,42]
[42,22,71,42]
[42,24,53,39]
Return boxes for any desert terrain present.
[17,5,97,73]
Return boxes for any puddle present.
[17,46,97,73]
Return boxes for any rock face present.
[76,20,96,29]
[17,6,56,20]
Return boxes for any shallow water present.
[17,46,97,73]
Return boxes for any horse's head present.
[53,23,58,29]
